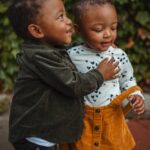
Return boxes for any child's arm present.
[30,50,119,97]
[119,51,143,96]
[118,50,145,114]
[128,95,145,115]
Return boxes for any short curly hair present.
[8,0,47,40]
[73,0,115,25]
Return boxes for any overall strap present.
[109,85,142,115]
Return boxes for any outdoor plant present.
[0,0,149,92]
[115,0,150,82]
[0,1,21,91]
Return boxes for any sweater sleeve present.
[119,51,143,98]
[27,50,104,97]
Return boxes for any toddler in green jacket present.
[8,0,120,150]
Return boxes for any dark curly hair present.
[8,0,47,40]
[73,0,115,25]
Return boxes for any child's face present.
[35,0,73,45]
[78,4,118,52]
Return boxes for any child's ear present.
[28,24,44,39]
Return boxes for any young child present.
[59,0,145,150]
[7,0,120,150]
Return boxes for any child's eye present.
[57,14,64,20]
[93,28,103,33]
[111,24,118,31]
[111,28,117,31]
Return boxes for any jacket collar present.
[21,40,68,59]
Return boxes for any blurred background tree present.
[0,1,22,91]
[0,0,150,92]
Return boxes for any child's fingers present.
[109,57,115,63]
[107,57,119,71]
[111,66,120,79]
[134,101,144,109]
[134,105,145,115]
[133,98,145,115]
[128,95,136,104]
[130,95,145,115]
[115,66,121,74]
[112,74,119,79]
[101,58,109,63]
[133,98,144,108]
[112,61,119,67]
[134,102,145,110]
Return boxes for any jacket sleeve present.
[27,50,104,97]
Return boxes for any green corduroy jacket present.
[9,40,104,143]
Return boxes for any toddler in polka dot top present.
[59,0,145,150]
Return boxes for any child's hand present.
[128,95,145,115]
[97,57,120,80]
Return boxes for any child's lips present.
[101,41,112,47]
[66,29,73,36]
[66,26,74,36]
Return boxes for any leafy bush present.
[0,0,149,91]
[0,2,21,91]
[114,0,150,81]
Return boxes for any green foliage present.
[0,0,149,91]
[0,2,21,91]
[114,0,150,81]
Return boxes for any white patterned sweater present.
[68,45,143,106]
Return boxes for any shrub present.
[0,0,149,91]
[0,1,21,91]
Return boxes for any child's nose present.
[66,17,72,25]
[104,29,111,37]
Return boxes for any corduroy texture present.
[58,86,142,150]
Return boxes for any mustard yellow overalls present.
[58,86,142,150]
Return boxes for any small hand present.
[128,95,145,115]
[97,57,120,80]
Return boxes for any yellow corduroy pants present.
[58,86,142,150]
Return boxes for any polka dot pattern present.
[68,45,139,106]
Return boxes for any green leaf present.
[0,3,7,13]
[136,11,150,28]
